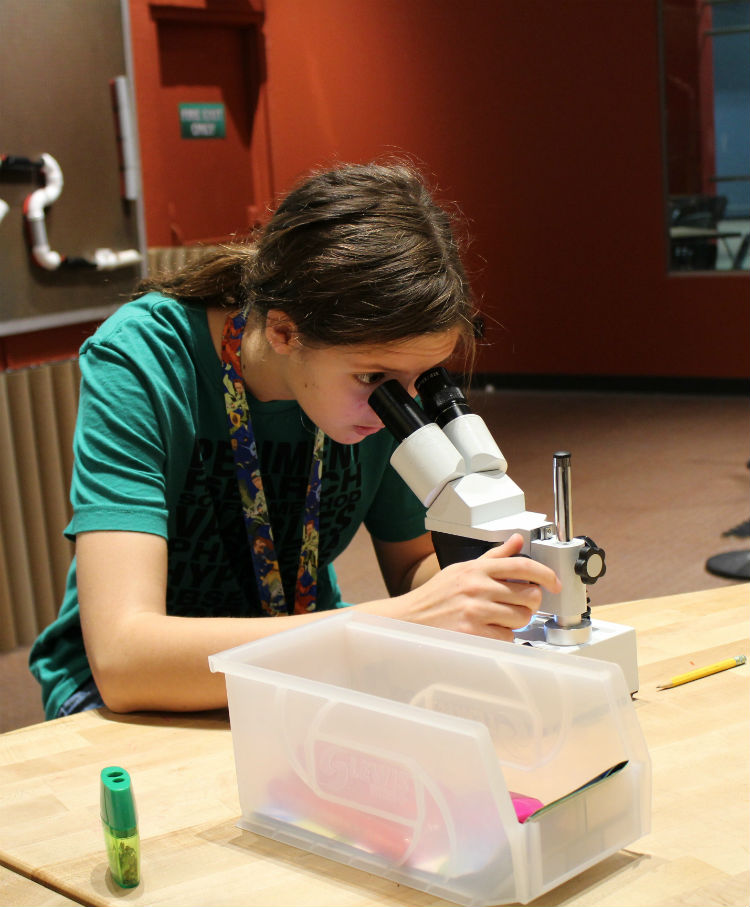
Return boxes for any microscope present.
[369,368,639,694]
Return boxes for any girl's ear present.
[264,309,300,355]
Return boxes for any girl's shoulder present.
[80,293,208,357]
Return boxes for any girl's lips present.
[353,424,382,437]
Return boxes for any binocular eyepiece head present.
[369,365,507,482]
[368,366,469,440]
[414,367,471,426]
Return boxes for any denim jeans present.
[57,677,105,717]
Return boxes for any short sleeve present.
[66,305,199,539]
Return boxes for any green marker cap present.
[100,766,137,832]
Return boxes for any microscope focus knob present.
[574,537,607,584]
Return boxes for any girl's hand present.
[395,533,561,640]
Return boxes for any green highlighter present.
[100,766,140,888]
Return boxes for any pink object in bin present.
[511,794,544,823]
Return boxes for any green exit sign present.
[179,103,226,139]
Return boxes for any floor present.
[335,388,750,608]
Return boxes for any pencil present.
[657,654,747,690]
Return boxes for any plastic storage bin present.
[209,612,650,906]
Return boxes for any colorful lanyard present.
[221,311,325,615]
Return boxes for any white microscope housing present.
[369,368,639,694]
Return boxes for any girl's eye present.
[355,372,386,386]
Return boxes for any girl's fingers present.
[480,533,524,558]
[480,537,562,594]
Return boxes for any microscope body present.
[370,370,639,694]
[423,468,639,693]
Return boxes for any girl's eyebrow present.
[357,356,454,377]
[347,338,458,374]
[347,357,399,373]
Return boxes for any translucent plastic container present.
[209,613,650,906]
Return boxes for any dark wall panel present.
[0,0,144,342]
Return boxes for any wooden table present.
[0,867,79,906]
[1,585,748,907]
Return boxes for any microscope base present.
[515,617,639,694]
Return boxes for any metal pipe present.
[553,451,572,543]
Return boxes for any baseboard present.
[469,373,750,395]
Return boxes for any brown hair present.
[138,161,478,359]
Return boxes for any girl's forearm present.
[91,609,336,713]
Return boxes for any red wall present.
[260,0,748,380]
[127,0,271,247]
[3,0,747,379]
[662,0,710,196]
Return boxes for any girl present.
[30,161,559,718]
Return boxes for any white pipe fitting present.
[93,247,142,270]
[24,153,64,270]
[21,152,141,271]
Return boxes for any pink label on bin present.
[313,740,419,821]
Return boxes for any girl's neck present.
[208,306,292,402]
[241,325,293,402]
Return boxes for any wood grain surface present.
[0,866,80,906]
[0,585,747,907]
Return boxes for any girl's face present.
[281,330,461,445]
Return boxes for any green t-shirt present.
[30,293,427,719]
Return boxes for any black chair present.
[669,194,728,270]
[731,231,750,270]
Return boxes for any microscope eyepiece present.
[414,367,471,427]
[368,380,430,442]
[368,378,465,506]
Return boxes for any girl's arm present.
[77,530,334,713]
[371,531,559,638]
[78,529,559,714]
